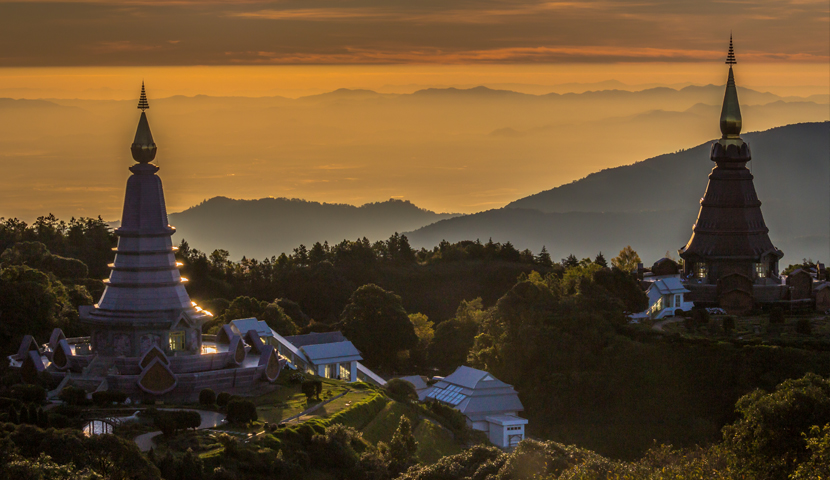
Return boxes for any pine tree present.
[388,416,418,475]
[594,252,608,268]
[537,246,553,267]
[562,254,579,268]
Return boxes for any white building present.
[636,277,695,320]
[229,320,385,386]
[420,366,527,449]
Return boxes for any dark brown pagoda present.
[679,37,784,313]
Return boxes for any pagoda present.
[78,82,209,357]
[11,85,284,400]
[679,37,785,313]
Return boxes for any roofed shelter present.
[421,366,527,449]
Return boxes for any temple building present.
[678,38,787,313]
[9,85,285,400]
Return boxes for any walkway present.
[652,317,685,331]
[134,409,226,452]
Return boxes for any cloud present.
[0,0,826,66]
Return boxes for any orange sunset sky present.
[0,0,827,221]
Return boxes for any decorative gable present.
[137,357,178,395]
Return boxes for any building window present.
[675,294,681,307]
[697,263,708,279]
[756,263,768,278]
[340,363,351,382]
[169,331,185,351]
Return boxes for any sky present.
[0,0,827,67]
[0,0,827,222]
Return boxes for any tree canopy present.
[340,284,418,370]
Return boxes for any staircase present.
[48,356,113,401]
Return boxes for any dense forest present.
[1,214,830,464]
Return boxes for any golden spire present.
[725,34,736,65]
[137,81,150,111]
[131,82,157,163]
[719,35,742,140]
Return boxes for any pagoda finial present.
[719,36,742,140]
[725,33,737,65]
[137,81,150,111]
[131,82,157,163]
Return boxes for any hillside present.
[169,197,459,259]
[407,122,830,264]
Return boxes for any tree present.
[594,252,608,268]
[611,246,641,272]
[561,254,579,268]
[723,372,830,479]
[259,302,299,336]
[427,299,484,372]
[340,284,418,370]
[385,378,418,403]
[537,246,553,267]
[226,399,258,424]
[388,416,418,475]
[199,389,216,406]
[408,312,434,369]
[409,313,434,349]
[222,296,266,322]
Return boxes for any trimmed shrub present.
[153,410,202,436]
[58,386,89,406]
[10,384,46,404]
[289,372,305,384]
[385,378,418,402]
[691,307,710,325]
[91,390,127,407]
[226,399,258,424]
[795,318,812,335]
[722,316,736,334]
[199,388,217,406]
[216,392,233,408]
[301,380,322,401]
[769,307,785,324]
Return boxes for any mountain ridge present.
[407,122,830,264]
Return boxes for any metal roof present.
[649,277,690,295]
[422,366,524,418]
[300,341,362,364]
[231,318,272,337]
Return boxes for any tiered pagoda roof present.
[80,85,208,331]
[679,37,783,265]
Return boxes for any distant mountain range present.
[405,122,830,265]
[166,122,829,265]
[169,198,459,259]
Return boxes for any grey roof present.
[422,366,524,421]
[443,365,506,389]
[300,341,362,364]
[285,331,346,347]
[231,318,272,337]
[650,277,689,295]
[398,375,428,392]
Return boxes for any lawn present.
[254,376,352,425]
[414,418,463,464]
[360,400,420,445]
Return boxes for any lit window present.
[169,331,185,351]
[697,263,708,278]
[756,263,768,278]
